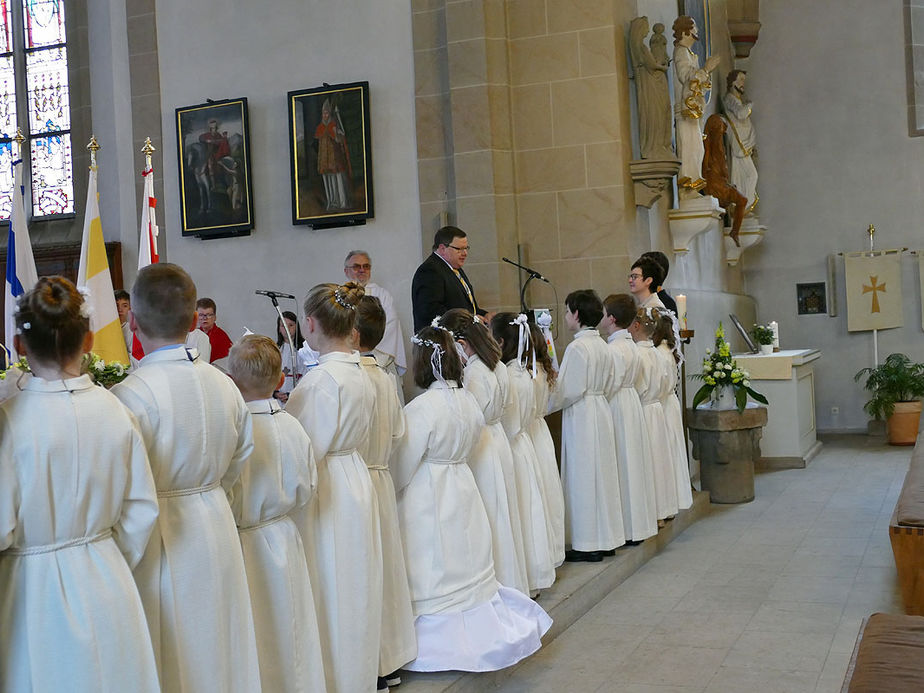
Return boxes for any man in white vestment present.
[672,15,719,199]
[343,249,408,401]
[722,69,758,215]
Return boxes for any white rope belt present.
[327,448,357,457]
[158,480,221,498]
[5,529,113,556]
[424,457,464,465]
[238,514,287,533]
[366,464,389,471]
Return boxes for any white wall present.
[153,0,421,342]
[745,0,924,432]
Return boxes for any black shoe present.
[600,549,616,556]
[565,549,603,563]
[625,539,644,546]
[377,677,389,692]
[385,671,402,687]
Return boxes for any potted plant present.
[691,322,768,413]
[751,324,775,355]
[855,353,924,445]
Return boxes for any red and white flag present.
[138,165,158,269]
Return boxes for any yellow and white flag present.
[919,252,924,331]
[844,250,903,332]
[76,164,129,364]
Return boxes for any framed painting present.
[288,81,374,228]
[797,282,827,315]
[176,97,254,238]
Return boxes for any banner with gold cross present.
[844,250,903,332]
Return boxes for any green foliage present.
[751,324,775,345]
[854,353,924,420]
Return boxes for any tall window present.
[0,0,72,221]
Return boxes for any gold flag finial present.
[13,127,24,146]
[868,223,875,239]
[141,137,155,155]
[87,135,100,153]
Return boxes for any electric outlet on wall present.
[831,406,839,416]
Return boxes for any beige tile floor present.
[493,435,908,693]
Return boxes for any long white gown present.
[391,381,552,672]
[527,368,566,566]
[607,330,658,541]
[228,398,327,693]
[657,343,694,510]
[462,354,529,594]
[287,350,383,693]
[0,375,160,693]
[113,345,261,693]
[502,360,556,591]
[358,355,418,676]
[548,328,625,552]
[634,340,679,519]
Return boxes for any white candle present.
[769,320,779,349]
[676,294,687,328]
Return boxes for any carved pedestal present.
[668,195,723,254]
[628,158,681,208]
[688,405,768,504]
[724,216,766,266]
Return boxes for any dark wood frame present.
[288,81,374,229]
[176,97,254,239]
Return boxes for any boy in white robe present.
[355,297,417,689]
[113,263,261,692]
[227,335,327,693]
[600,294,658,543]
[547,291,624,562]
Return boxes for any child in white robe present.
[227,335,327,693]
[491,313,556,592]
[355,297,418,689]
[653,310,694,510]
[286,282,383,693]
[0,277,160,693]
[528,322,566,566]
[600,294,658,543]
[112,263,261,692]
[439,308,529,595]
[547,292,625,561]
[630,307,679,521]
[392,326,552,672]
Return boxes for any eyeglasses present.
[197,312,215,319]
[346,263,371,271]
[628,273,643,280]
[448,244,470,252]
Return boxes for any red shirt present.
[204,325,232,362]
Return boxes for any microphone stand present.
[258,293,297,394]
[502,257,548,314]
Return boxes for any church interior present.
[3,0,924,691]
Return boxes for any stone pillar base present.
[687,405,768,504]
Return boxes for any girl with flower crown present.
[547,291,624,561]
[439,309,529,596]
[630,307,679,521]
[653,310,694,511]
[391,325,551,672]
[0,276,160,691]
[491,313,557,592]
[286,281,383,693]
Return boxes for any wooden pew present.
[890,433,924,615]
[842,613,924,691]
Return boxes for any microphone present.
[502,257,550,283]
[255,290,296,300]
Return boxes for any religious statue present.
[722,69,758,215]
[672,15,719,198]
[629,16,673,160]
[702,114,746,246]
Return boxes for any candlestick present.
[676,293,687,329]
[769,320,779,352]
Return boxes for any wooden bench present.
[842,612,924,691]
[890,432,924,615]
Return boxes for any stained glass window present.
[21,0,72,217]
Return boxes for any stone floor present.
[484,434,908,693]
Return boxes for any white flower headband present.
[77,286,93,320]
[509,313,537,377]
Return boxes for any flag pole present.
[868,224,879,367]
[88,134,99,168]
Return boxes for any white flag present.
[138,165,158,268]
[844,250,903,332]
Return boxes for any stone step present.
[398,490,712,693]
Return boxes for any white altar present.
[733,348,822,467]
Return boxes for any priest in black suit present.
[412,226,486,331]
